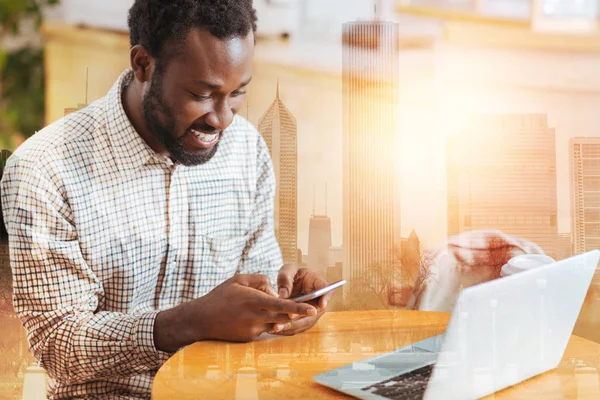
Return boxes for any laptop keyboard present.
[361,364,435,400]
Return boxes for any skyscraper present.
[572,153,600,349]
[257,84,298,264]
[342,19,399,303]
[447,114,558,257]
[64,68,89,116]
[389,230,422,308]
[556,232,573,260]
[307,215,332,278]
[329,246,344,268]
[327,246,344,309]
[570,137,600,254]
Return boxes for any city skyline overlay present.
[245,87,598,260]
[243,16,600,288]
[3,6,600,400]
[3,18,596,295]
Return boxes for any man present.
[0,0,331,398]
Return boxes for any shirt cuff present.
[134,311,173,368]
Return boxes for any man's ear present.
[130,45,154,83]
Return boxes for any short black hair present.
[128,0,257,62]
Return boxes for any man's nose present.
[205,100,234,131]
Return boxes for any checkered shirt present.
[0,69,283,399]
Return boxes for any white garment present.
[406,229,545,312]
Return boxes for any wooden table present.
[152,310,600,399]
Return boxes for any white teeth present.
[191,129,218,142]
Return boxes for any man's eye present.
[232,91,246,97]
[189,91,211,101]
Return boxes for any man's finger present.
[263,312,293,325]
[319,289,335,310]
[299,269,323,294]
[277,264,298,299]
[256,293,317,316]
[236,274,278,296]
[273,314,319,336]
[296,270,329,309]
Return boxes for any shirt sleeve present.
[0,156,171,385]
[237,134,283,287]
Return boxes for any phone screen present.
[290,279,346,303]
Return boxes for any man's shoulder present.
[10,99,107,170]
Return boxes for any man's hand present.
[154,274,318,352]
[271,265,333,336]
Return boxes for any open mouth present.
[189,128,220,148]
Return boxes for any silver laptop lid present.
[425,250,600,400]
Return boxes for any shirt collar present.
[105,69,163,172]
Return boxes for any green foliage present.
[1,0,60,150]
[1,48,45,138]
[0,0,60,33]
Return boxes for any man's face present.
[142,28,254,166]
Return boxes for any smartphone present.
[290,279,346,303]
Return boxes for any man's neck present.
[121,78,168,156]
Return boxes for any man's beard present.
[141,69,220,166]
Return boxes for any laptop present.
[314,250,600,400]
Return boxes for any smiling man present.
[0,1,331,399]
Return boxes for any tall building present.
[556,232,573,260]
[389,230,421,308]
[64,104,87,116]
[307,215,332,278]
[258,84,298,264]
[400,230,421,276]
[570,137,600,254]
[64,68,89,116]
[342,19,399,303]
[327,246,344,309]
[327,261,345,311]
[329,246,344,267]
[447,114,558,258]
[296,248,307,268]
